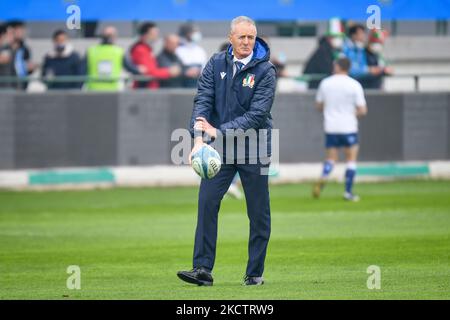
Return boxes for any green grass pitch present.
[0,180,449,299]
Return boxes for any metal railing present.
[293,73,450,92]
[1,73,450,92]
[0,75,156,85]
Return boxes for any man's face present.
[165,35,179,53]
[1,27,13,45]
[54,34,67,47]
[146,27,160,43]
[13,26,26,41]
[229,22,257,59]
[103,26,118,44]
[352,28,366,43]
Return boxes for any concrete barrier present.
[1,161,449,190]
[0,90,449,170]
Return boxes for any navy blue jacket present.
[42,48,83,89]
[190,37,276,161]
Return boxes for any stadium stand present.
[20,34,450,92]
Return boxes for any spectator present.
[41,30,83,90]
[175,23,206,88]
[86,26,142,91]
[218,42,229,52]
[303,18,345,89]
[342,23,379,84]
[8,21,36,90]
[157,34,184,88]
[0,24,15,89]
[261,35,288,78]
[130,22,180,89]
[361,29,393,89]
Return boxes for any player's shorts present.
[325,133,359,148]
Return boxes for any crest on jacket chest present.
[242,73,255,89]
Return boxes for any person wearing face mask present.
[342,23,383,83]
[8,21,36,90]
[361,29,393,89]
[303,17,345,89]
[0,24,15,89]
[41,29,83,90]
[130,22,181,89]
[157,34,185,88]
[86,26,144,91]
[175,23,207,88]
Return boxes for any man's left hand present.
[195,117,217,139]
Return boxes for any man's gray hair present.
[230,16,257,34]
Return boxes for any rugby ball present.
[191,144,221,179]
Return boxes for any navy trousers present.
[193,162,271,277]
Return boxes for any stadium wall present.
[1,162,450,190]
[0,90,449,170]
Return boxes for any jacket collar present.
[232,51,253,66]
[46,43,74,58]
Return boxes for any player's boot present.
[243,275,264,286]
[177,267,213,286]
[312,179,326,198]
[343,192,360,202]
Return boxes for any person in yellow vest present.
[86,26,143,91]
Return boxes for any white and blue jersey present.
[316,74,366,148]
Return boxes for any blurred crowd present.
[0,19,391,91]
[0,21,209,91]
[304,18,393,89]
[0,21,37,89]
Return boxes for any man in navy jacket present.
[177,16,276,286]
[41,29,83,89]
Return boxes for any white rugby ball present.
[191,144,221,179]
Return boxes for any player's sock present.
[321,160,334,179]
[345,162,357,194]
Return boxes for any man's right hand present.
[356,105,368,117]
[188,139,205,165]
[169,65,182,77]
[369,66,383,76]
[137,64,147,74]
[185,67,201,78]
[383,66,394,75]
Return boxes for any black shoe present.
[243,275,264,286]
[177,267,213,286]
